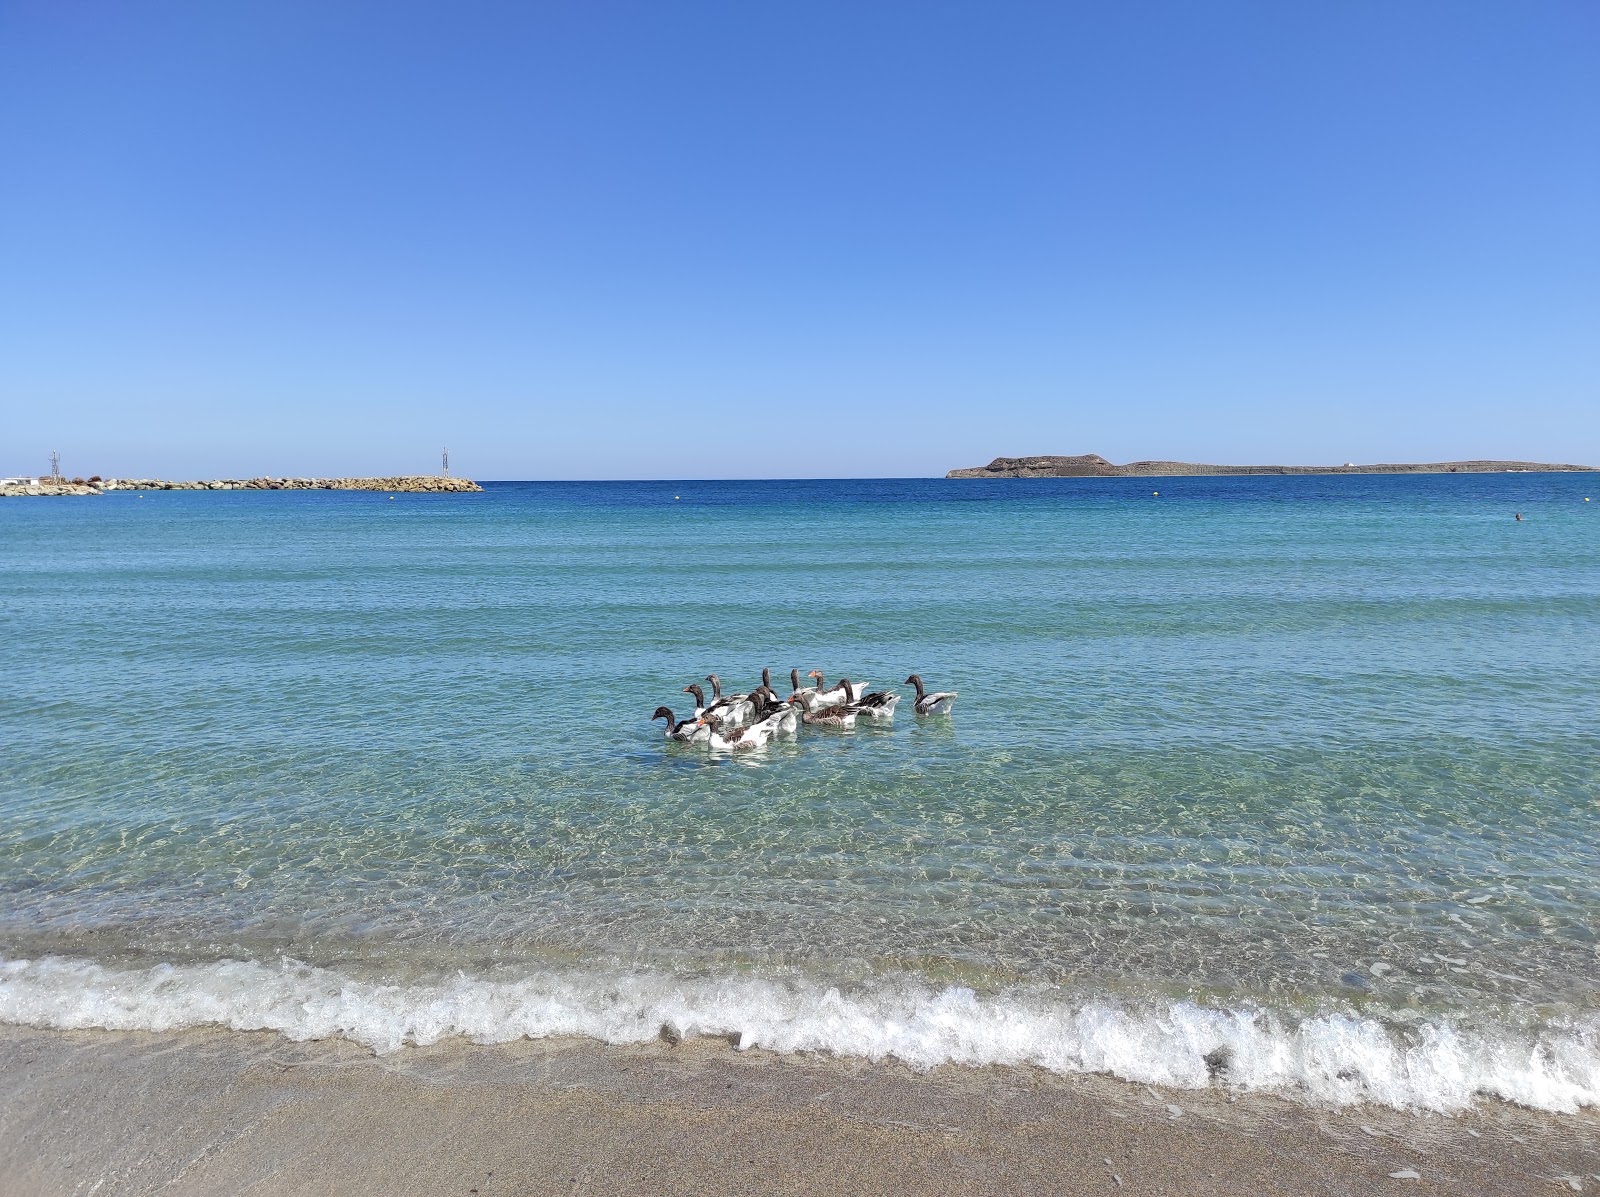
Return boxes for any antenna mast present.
[49,450,62,482]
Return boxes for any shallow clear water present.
[2,475,1597,1111]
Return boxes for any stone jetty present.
[0,480,103,497]
[2,475,482,497]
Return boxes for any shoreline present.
[5,951,1593,1116]
[2,1025,1595,1196]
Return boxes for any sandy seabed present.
[1,1025,1595,1196]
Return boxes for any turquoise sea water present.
[2,475,1597,1111]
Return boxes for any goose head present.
[682,683,706,708]
[790,668,802,692]
[904,674,925,696]
[652,705,676,726]
[704,672,723,698]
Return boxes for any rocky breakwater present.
[100,476,483,493]
[0,479,103,497]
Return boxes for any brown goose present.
[793,691,858,730]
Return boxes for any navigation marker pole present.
[442,447,449,477]
[49,450,62,482]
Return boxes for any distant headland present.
[0,475,482,497]
[946,454,1596,479]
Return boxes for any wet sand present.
[1,1025,1594,1196]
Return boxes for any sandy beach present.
[1,1025,1594,1196]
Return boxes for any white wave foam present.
[2,955,1595,1115]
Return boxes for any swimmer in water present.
[1514,512,1523,521]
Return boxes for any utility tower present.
[49,450,62,482]
[441,447,450,477]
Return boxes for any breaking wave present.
[2,954,1595,1115]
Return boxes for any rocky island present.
[947,454,1595,478]
[1,475,482,497]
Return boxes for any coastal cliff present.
[2,476,482,497]
[947,455,1596,479]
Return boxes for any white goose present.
[682,681,754,729]
[750,686,800,737]
[704,673,757,726]
[705,705,781,753]
[804,671,871,712]
[904,673,958,715]
[851,688,901,721]
[652,706,707,743]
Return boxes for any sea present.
[2,474,1596,1115]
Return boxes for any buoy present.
[1152,491,1159,496]
[674,496,680,500]
[389,495,395,500]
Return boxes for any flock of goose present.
[652,669,958,753]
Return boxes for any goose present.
[681,683,711,719]
[652,706,707,743]
[737,686,799,737]
[683,682,753,729]
[705,707,779,753]
[852,689,901,721]
[904,673,958,715]
[793,692,858,730]
[788,667,821,709]
[804,671,870,711]
[745,684,783,722]
[704,673,757,725]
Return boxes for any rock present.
[947,454,1118,479]
[0,480,102,498]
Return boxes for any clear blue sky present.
[2,1,1596,479]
